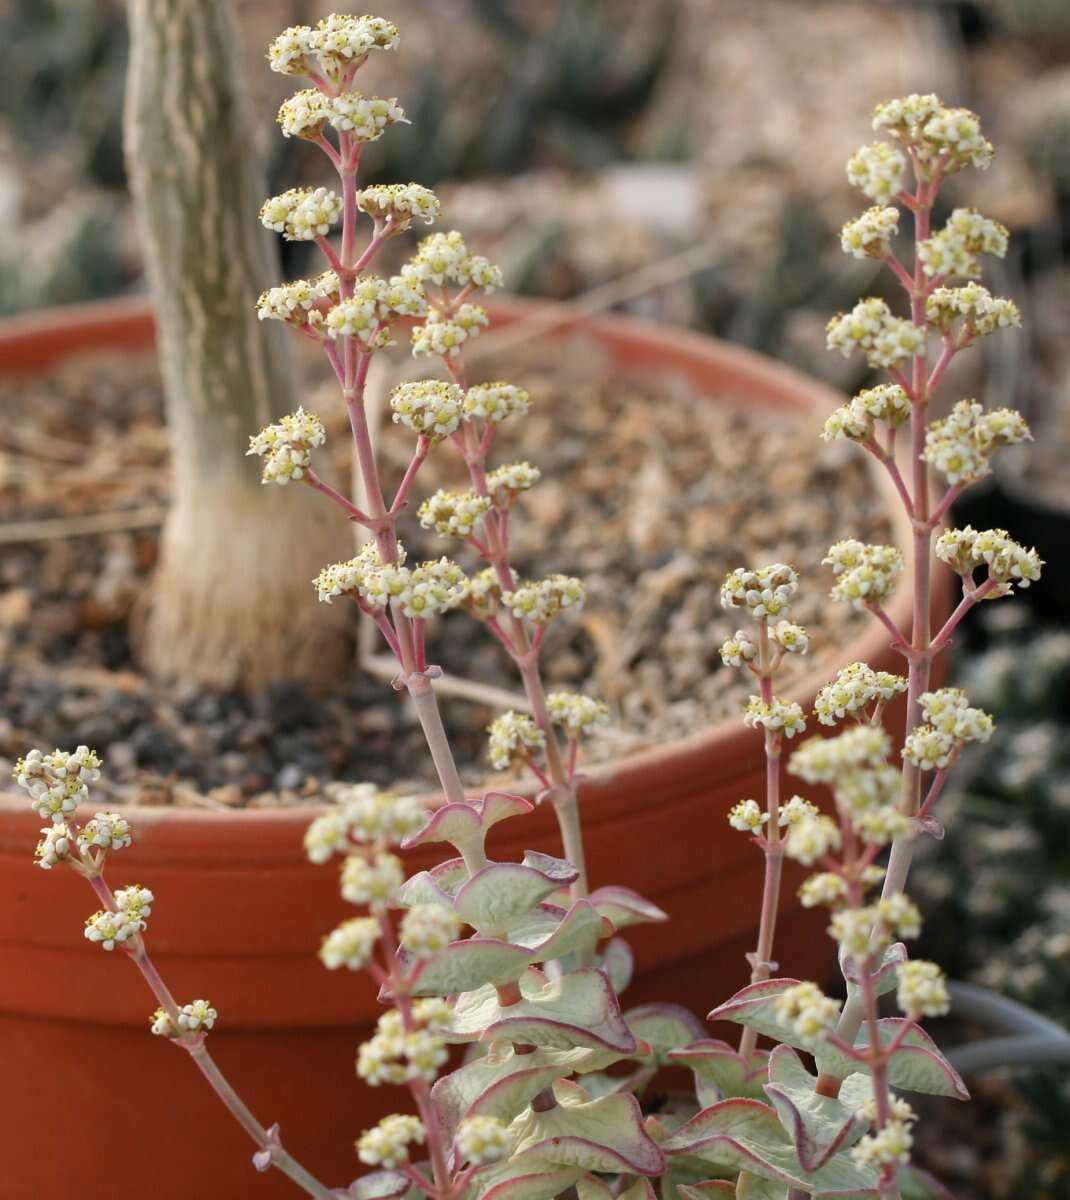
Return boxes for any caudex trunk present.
[124,0,346,689]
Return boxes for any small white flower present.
[877,894,922,941]
[260,187,342,242]
[829,907,878,956]
[799,872,849,909]
[772,620,809,655]
[114,884,154,921]
[357,1114,426,1169]
[502,576,586,624]
[487,461,541,508]
[851,1120,913,1169]
[720,563,798,619]
[455,1115,512,1165]
[84,908,143,951]
[77,811,132,854]
[14,746,102,824]
[744,697,807,739]
[464,382,530,424]
[896,960,951,1018]
[773,981,841,1042]
[824,540,903,609]
[719,631,757,669]
[547,693,610,738]
[846,142,907,201]
[247,407,325,485]
[728,799,767,833]
[786,815,842,866]
[487,711,546,770]
[390,380,465,441]
[176,1000,218,1033]
[319,917,380,971]
[779,794,820,826]
[328,93,408,141]
[902,725,956,771]
[814,662,906,725]
[418,489,491,538]
[841,205,899,259]
[357,183,440,231]
[399,905,461,958]
[34,823,72,869]
[276,88,330,139]
[341,853,404,906]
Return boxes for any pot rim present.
[0,295,918,837]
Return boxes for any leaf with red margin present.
[661,1098,878,1197]
[446,968,638,1053]
[762,1045,868,1173]
[588,885,669,928]
[453,862,579,934]
[521,850,580,885]
[402,793,532,856]
[523,901,611,960]
[668,1039,769,1102]
[334,1169,413,1200]
[839,943,908,998]
[626,1004,709,1065]
[707,979,808,1049]
[466,1162,584,1200]
[619,1180,659,1200]
[736,1173,789,1200]
[395,858,468,909]
[814,1020,970,1100]
[400,939,534,995]
[598,937,634,994]
[510,1084,665,1175]
[677,1184,736,1200]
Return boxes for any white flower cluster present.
[772,620,809,655]
[846,142,907,201]
[822,384,911,444]
[922,398,1031,486]
[824,540,903,609]
[247,406,325,486]
[329,93,407,141]
[257,271,339,328]
[840,206,900,259]
[150,1000,218,1037]
[411,304,490,359]
[400,904,462,958]
[390,380,464,441]
[851,1120,913,1170]
[728,795,817,834]
[719,631,756,668]
[357,1114,425,1169]
[744,697,807,739]
[464,382,531,424]
[786,815,842,866]
[461,568,503,621]
[926,283,1021,338]
[487,462,541,508]
[304,783,427,861]
[902,688,994,771]
[314,546,466,618]
[320,916,380,970]
[896,960,951,1018]
[773,981,841,1043]
[403,231,503,292]
[34,824,72,870]
[325,275,427,350]
[918,208,1009,279]
[814,662,907,725]
[260,187,341,241]
[935,526,1043,593]
[14,745,102,824]
[77,811,132,854]
[831,895,921,958]
[418,489,492,538]
[113,884,153,921]
[826,298,925,369]
[357,1001,450,1086]
[356,183,439,231]
[268,16,400,80]
[341,852,404,906]
[455,1116,511,1165]
[799,872,849,909]
[548,692,610,738]
[276,89,330,140]
[872,93,993,173]
[84,902,145,952]
[502,575,586,624]
[720,563,799,619]
[487,711,545,770]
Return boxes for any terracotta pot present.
[0,297,931,1199]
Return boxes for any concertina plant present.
[13,18,1045,1200]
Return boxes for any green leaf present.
[661,1099,878,1197]
[736,1173,789,1200]
[839,943,907,998]
[345,1169,414,1200]
[526,900,609,961]
[431,1046,565,1138]
[405,940,534,994]
[466,1161,584,1200]
[626,1004,708,1066]
[762,1045,868,1172]
[677,1184,735,1200]
[395,858,468,908]
[576,1177,614,1200]
[897,1165,953,1200]
[403,793,533,857]
[510,1086,665,1175]
[814,1021,969,1100]
[446,968,638,1053]
[455,864,572,935]
[619,1180,659,1200]
[707,979,810,1050]
[599,936,634,995]
[668,1040,769,1102]
[588,885,669,929]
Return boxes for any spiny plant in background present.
[14,16,1045,1200]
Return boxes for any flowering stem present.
[85,877,333,1199]
[929,576,998,653]
[739,622,784,1062]
[407,680,467,805]
[927,481,963,529]
[391,437,431,513]
[304,468,373,525]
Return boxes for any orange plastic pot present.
[0,297,932,1199]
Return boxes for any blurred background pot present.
[0,295,928,1199]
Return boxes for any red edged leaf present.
[588,885,669,928]
[668,1039,769,1101]
[815,1020,969,1101]
[707,979,808,1048]
[677,1184,736,1200]
[625,1004,709,1065]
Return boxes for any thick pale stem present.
[408,683,467,806]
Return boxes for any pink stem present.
[928,481,964,529]
[304,468,374,525]
[391,437,431,513]
[868,602,910,648]
[930,577,998,653]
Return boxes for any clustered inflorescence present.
[15,38,1045,1200]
